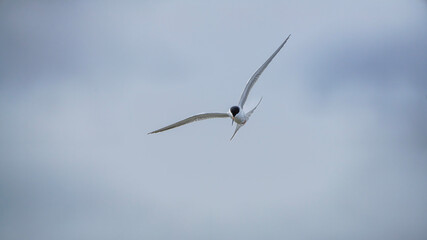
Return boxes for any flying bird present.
[148,34,291,140]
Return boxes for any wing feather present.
[238,34,291,108]
[148,112,229,134]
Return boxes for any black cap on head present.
[230,106,240,117]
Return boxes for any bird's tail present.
[230,124,242,141]
[246,97,263,119]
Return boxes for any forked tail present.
[246,97,263,119]
[230,97,263,141]
[230,124,242,141]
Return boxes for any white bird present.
[148,34,291,140]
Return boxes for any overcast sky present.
[1,1,427,239]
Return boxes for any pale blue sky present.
[1,1,426,239]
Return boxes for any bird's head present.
[229,106,240,125]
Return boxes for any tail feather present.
[246,97,263,119]
[230,124,242,141]
[230,98,263,141]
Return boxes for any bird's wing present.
[148,112,230,134]
[238,34,291,108]
[230,124,243,141]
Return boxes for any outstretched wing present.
[238,34,291,108]
[148,112,230,134]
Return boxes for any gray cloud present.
[1,0,426,239]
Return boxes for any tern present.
[148,34,290,140]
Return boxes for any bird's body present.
[234,111,247,125]
[230,106,246,125]
[148,34,291,140]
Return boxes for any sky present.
[1,0,427,239]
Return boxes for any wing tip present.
[283,34,291,45]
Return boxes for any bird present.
[148,34,291,140]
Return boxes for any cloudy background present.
[1,0,426,239]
